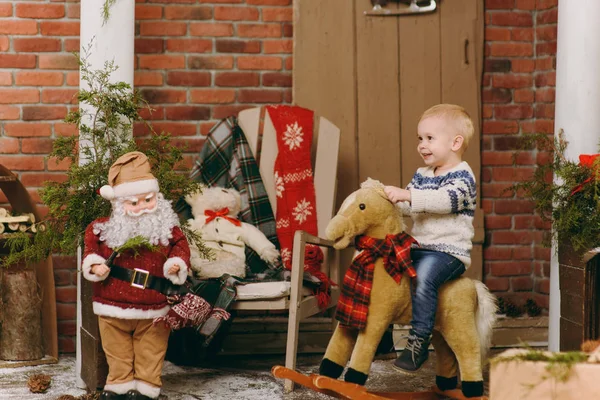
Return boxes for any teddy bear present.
[185,187,280,279]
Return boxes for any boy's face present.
[416,116,462,169]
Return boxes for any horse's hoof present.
[319,358,344,379]
[344,367,368,385]
[436,375,458,391]
[461,380,484,398]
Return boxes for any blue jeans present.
[409,248,465,338]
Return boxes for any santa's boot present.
[99,391,126,400]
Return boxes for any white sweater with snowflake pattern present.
[397,161,476,269]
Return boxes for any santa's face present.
[123,192,158,217]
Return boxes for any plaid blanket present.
[185,116,280,274]
[335,233,418,330]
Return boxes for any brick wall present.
[481,0,557,311]
[0,0,556,353]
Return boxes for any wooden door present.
[294,0,484,279]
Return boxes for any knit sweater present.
[397,161,476,268]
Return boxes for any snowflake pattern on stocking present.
[280,248,292,266]
[293,198,313,224]
[274,171,285,198]
[283,121,304,150]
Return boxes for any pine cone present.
[27,374,51,393]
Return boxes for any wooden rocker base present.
[272,365,443,400]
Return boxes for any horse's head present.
[326,178,405,249]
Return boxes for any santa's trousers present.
[98,316,170,398]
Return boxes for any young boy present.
[384,104,476,373]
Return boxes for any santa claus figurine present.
[82,151,191,400]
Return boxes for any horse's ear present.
[361,177,387,199]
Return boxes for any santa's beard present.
[93,192,180,249]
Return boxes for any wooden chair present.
[232,106,342,391]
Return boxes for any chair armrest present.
[295,230,335,248]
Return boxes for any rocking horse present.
[273,179,497,399]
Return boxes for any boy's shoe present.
[392,330,432,374]
[99,391,126,400]
[125,390,153,400]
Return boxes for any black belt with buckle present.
[108,264,184,296]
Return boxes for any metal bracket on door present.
[364,0,437,16]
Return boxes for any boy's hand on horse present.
[384,186,411,203]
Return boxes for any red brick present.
[53,270,72,286]
[13,38,61,52]
[482,88,511,103]
[39,54,79,70]
[484,276,510,292]
[135,4,163,20]
[237,89,283,103]
[262,7,293,22]
[535,88,555,103]
[56,303,76,319]
[21,138,54,154]
[140,21,187,36]
[58,337,75,354]
[513,246,533,260]
[166,71,211,86]
[64,38,79,52]
[0,155,45,171]
[134,71,164,86]
[67,3,80,18]
[536,41,556,56]
[4,123,51,137]
[215,71,259,87]
[138,55,185,69]
[0,3,12,17]
[511,276,533,291]
[534,103,554,118]
[164,106,211,120]
[496,105,533,119]
[165,5,212,20]
[484,246,513,261]
[188,55,234,70]
[0,54,37,69]
[262,72,292,87]
[190,22,233,37]
[482,151,514,165]
[135,38,164,54]
[22,106,67,121]
[482,120,519,134]
[494,199,536,214]
[485,0,515,9]
[40,21,79,36]
[66,72,79,86]
[0,36,8,51]
[238,24,281,38]
[485,27,511,41]
[247,0,291,4]
[515,0,535,9]
[535,278,550,295]
[484,215,512,230]
[214,6,259,21]
[42,89,78,104]
[16,3,65,19]
[0,88,40,104]
[47,156,71,171]
[490,261,534,276]
[0,20,38,35]
[512,59,535,73]
[537,25,557,41]
[166,39,212,53]
[140,89,187,104]
[511,28,533,41]
[138,106,165,121]
[190,89,236,104]
[537,8,557,24]
[537,0,557,10]
[20,172,68,187]
[283,23,293,38]
[164,138,205,153]
[54,122,78,137]
[489,42,533,57]
[58,320,76,336]
[263,39,292,54]
[535,71,556,87]
[238,56,282,70]
[514,215,536,229]
[492,75,533,89]
[514,89,534,103]
[216,39,260,53]
[0,71,11,86]
[0,137,18,153]
[134,122,197,137]
[0,106,19,120]
[490,12,533,26]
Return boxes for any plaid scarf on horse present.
[186,116,281,274]
[335,233,418,330]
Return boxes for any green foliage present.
[115,236,159,256]
[492,349,589,383]
[508,130,600,252]
[1,51,209,268]
[102,0,117,24]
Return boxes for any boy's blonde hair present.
[419,104,474,151]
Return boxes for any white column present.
[76,0,135,389]
[550,0,600,351]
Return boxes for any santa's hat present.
[99,151,159,200]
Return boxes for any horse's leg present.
[440,315,484,398]
[430,331,459,391]
[320,323,358,379]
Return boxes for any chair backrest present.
[237,107,340,237]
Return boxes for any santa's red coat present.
[82,217,190,320]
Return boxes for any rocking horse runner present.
[273,178,497,400]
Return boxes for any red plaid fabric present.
[335,232,418,330]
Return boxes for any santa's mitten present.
[259,246,280,264]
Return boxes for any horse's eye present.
[359,203,366,210]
